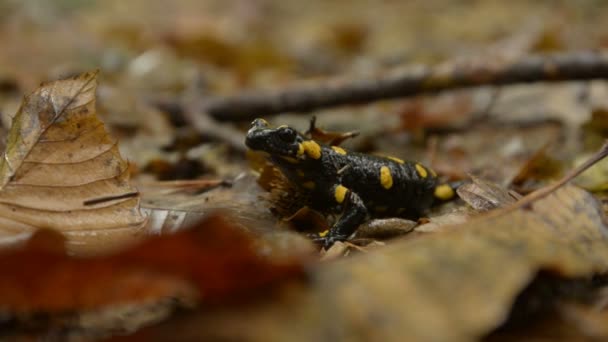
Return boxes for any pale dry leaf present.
[457,175,519,211]
[0,71,145,255]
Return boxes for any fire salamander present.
[245,118,457,248]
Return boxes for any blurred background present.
[1,0,607,184]
[1,0,607,88]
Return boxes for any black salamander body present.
[245,118,455,247]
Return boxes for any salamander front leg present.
[314,185,368,249]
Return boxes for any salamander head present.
[245,118,304,157]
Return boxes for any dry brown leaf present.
[457,175,520,211]
[128,186,608,341]
[306,116,360,146]
[139,173,315,259]
[0,214,307,339]
[509,143,563,190]
[354,217,417,239]
[0,71,145,255]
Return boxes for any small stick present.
[470,140,608,221]
[511,140,608,210]
[83,191,140,206]
[140,179,232,189]
[454,141,608,223]
[204,51,608,121]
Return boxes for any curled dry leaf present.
[0,71,145,255]
[306,116,360,146]
[457,175,520,211]
[354,217,417,239]
[129,186,608,341]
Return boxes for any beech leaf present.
[0,71,145,254]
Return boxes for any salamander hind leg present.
[313,184,368,249]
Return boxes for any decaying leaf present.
[413,207,473,234]
[582,107,608,151]
[457,175,520,211]
[140,173,315,259]
[282,206,330,233]
[573,155,608,192]
[354,217,417,239]
[128,186,608,341]
[0,214,306,337]
[509,143,563,188]
[306,116,360,146]
[0,71,145,255]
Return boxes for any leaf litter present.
[1,69,608,341]
[0,214,307,339]
[3,75,596,339]
[4,2,608,340]
[123,184,608,342]
[122,142,608,341]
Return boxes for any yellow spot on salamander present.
[429,168,437,177]
[375,206,388,212]
[297,143,304,156]
[302,181,316,190]
[380,166,393,189]
[334,185,348,203]
[434,184,455,200]
[331,146,347,155]
[302,140,322,159]
[281,156,299,164]
[415,163,428,178]
[318,230,329,237]
[387,156,404,164]
[296,169,306,177]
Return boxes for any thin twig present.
[512,140,608,210]
[83,191,140,206]
[456,140,608,223]
[204,50,608,121]
[140,179,232,189]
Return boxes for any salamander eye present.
[277,127,296,142]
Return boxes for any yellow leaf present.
[0,71,145,255]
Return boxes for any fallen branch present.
[204,50,608,121]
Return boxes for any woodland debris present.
[205,51,608,121]
[0,214,306,337]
